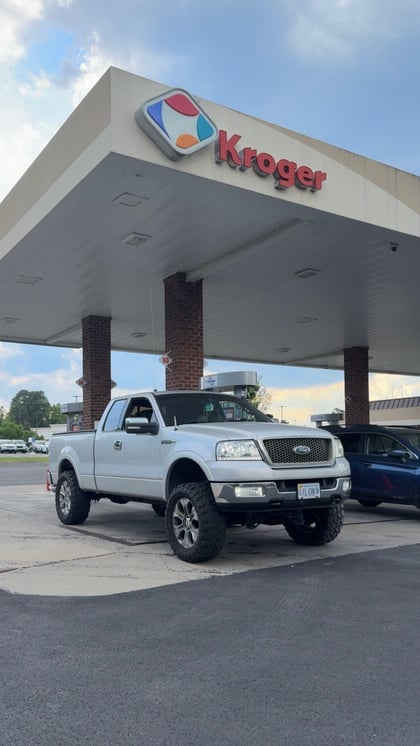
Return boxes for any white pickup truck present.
[48,390,351,563]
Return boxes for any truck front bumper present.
[211,476,351,508]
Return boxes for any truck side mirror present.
[125,417,159,435]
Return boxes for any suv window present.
[366,434,401,456]
[338,433,364,454]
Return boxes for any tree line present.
[0,390,66,440]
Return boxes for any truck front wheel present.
[166,483,226,563]
[55,470,91,525]
[284,504,344,546]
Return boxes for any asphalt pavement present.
[1,462,420,745]
[0,460,47,486]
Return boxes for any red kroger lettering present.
[215,131,327,192]
[312,171,327,191]
[239,146,257,170]
[253,152,276,176]
[275,159,297,189]
[216,131,242,167]
[296,166,314,188]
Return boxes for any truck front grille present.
[262,437,331,465]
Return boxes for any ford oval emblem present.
[293,445,311,455]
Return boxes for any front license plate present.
[297,482,320,500]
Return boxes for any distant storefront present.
[370,397,420,426]
[311,396,420,428]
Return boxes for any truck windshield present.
[155,393,271,426]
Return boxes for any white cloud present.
[265,372,420,427]
[0,0,44,64]
[268,380,345,426]
[0,1,177,199]
[283,0,419,61]
[0,342,24,361]
[0,347,82,411]
[68,31,174,107]
[369,373,420,401]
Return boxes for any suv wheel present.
[166,483,226,563]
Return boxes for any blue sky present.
[1,0,420,424]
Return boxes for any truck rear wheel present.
[284,504,344,546]
[55,470,91,525]
[166,483,226,563]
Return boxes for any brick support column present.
[82,315,112,430]
[344,346,370,424]
[164,272,203,390]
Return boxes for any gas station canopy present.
[1,67,419,375]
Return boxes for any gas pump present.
[200,371,258,399]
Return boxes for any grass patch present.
[0,455,48,464]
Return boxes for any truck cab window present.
[102,399,127,432]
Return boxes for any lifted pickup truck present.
[48,390,351,563]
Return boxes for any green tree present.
[0,418,34,440]
[49,404,67,424]
[326,408,344,424]
[9,390,51,428]
[247,378,272,413]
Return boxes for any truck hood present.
[173,422,332,441]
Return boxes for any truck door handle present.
[362,461,371,466]
[114,440,122,450]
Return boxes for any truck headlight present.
[216,440,261,460]
[333,437,344,458]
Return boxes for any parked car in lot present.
[0,440,17,453]
[324,424,420,508]
[33,440,49,454]
[13,440,28,453]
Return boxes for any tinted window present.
[127,397,155,422]
[338,433,364,454]
[367,434,401,455]
[395,432,420,452]
[102,399,127,432]
[156,393,271,426]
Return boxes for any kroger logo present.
[135,89,217,161]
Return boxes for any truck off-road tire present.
[55,470,91,525]
[284,504,344,546]
[357,499,382,508]
[166,483,226,563]
[152,503,166,517]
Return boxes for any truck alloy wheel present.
[284,504,344,546]
[55,470,91,525]
[166,483,226,563]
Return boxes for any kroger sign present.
[216,131,327,192]
[136,89,327,193]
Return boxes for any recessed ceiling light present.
[276,347,290,353]
[295,316,318,324]
[123,232,151,246]
[294,268,320,279]
[16,275,42,285]
[114,193,148,207]
[131,331,147,338]
[2,317,19,324]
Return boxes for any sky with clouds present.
[1,0,420,424]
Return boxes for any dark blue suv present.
[324,424,420,508]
